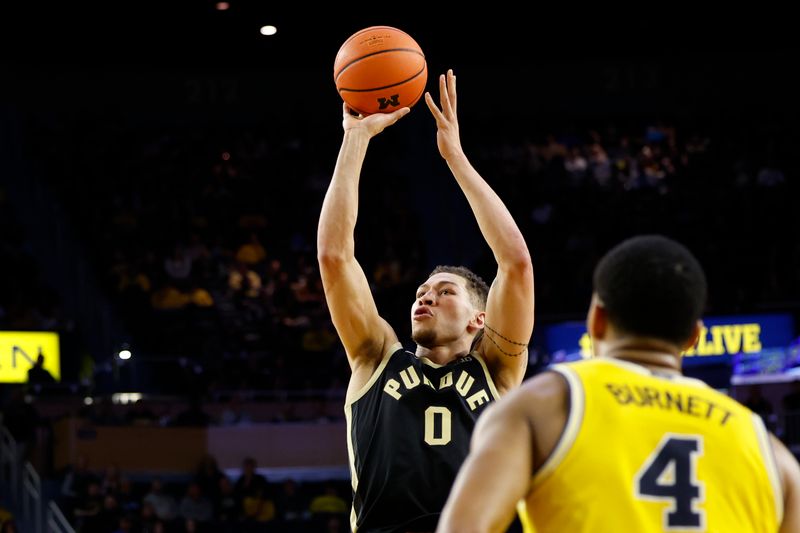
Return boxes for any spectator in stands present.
[234,457,267,502]
[85,397,123,426]
[217,395,253,426]
[179,482,213,528]
[138,502,159,533]
[235,232,267,265]
[60,453,97,517]
[241,487,276,530]
[150,281,189,311]
[193,454,225,503]
[125,399,159,426]
[275,478,307,524]
[164,245,193,281]
[308,484,348,517]
[100,462,122,495]
[117,477,140,515]
[234,457,268,521]
[73,481,103,529]
[171,396,211,427]
[228,261,262,299]
[83,494,121,533]
[214,476,238,531]
[27,352,56,385]
[142,478,178,523]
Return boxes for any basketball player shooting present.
[317,69,535,532]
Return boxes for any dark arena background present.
[1,3,799,532]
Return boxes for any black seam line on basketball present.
[338,65,426,93]
[407,83,426,107]
[334,48,425,82]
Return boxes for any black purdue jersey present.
[346,342,500,532]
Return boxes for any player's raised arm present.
[425,70,534,393]
[317,104,409,374]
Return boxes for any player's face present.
[411,273,476,347]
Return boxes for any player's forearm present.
[437,513,495,533]
[317,130,371,260]
[438,499,508,533]
[445,152,531,269]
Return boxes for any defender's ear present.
[682,320,703,353]
[587,294,608,341]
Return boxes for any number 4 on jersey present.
[635,434,705,530]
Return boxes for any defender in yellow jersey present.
[438,235,800,532]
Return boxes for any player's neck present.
[600,338,683,374]
[415,342,471,365]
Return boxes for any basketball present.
[334,26,427,116]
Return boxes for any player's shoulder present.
[477,370,571,450]
[497,369,570,416]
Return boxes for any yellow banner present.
[577,322,765,359]
[0,331,60,383]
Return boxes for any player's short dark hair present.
[593,235,707,346]
[429,265,490,310]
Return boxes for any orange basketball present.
[334,26,427,116]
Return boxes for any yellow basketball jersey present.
[522,358,782,533]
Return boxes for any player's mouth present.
[414,307,433,320]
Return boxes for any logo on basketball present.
[378,95,401,110]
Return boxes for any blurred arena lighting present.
[259,25,277,36]
[83,397,94,406]
[215,1,230,10]
[112,392,143,405]
[118,348,132,360]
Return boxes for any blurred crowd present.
[2,110,798,397]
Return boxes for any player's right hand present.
[342,102,410,137]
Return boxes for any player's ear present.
[587,294,607,340]
[681,320,703,352]
[469,310,485,332]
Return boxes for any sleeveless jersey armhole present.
[752,412,784,525]
[345,341,403,408]
[531,365,584,488]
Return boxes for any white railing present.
[46,501,75,533]
[22,462,42,533]
[0,423,74,533]
[0,425,19,505]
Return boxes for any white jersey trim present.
[753,412,784,525]
[531,365,584,487]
